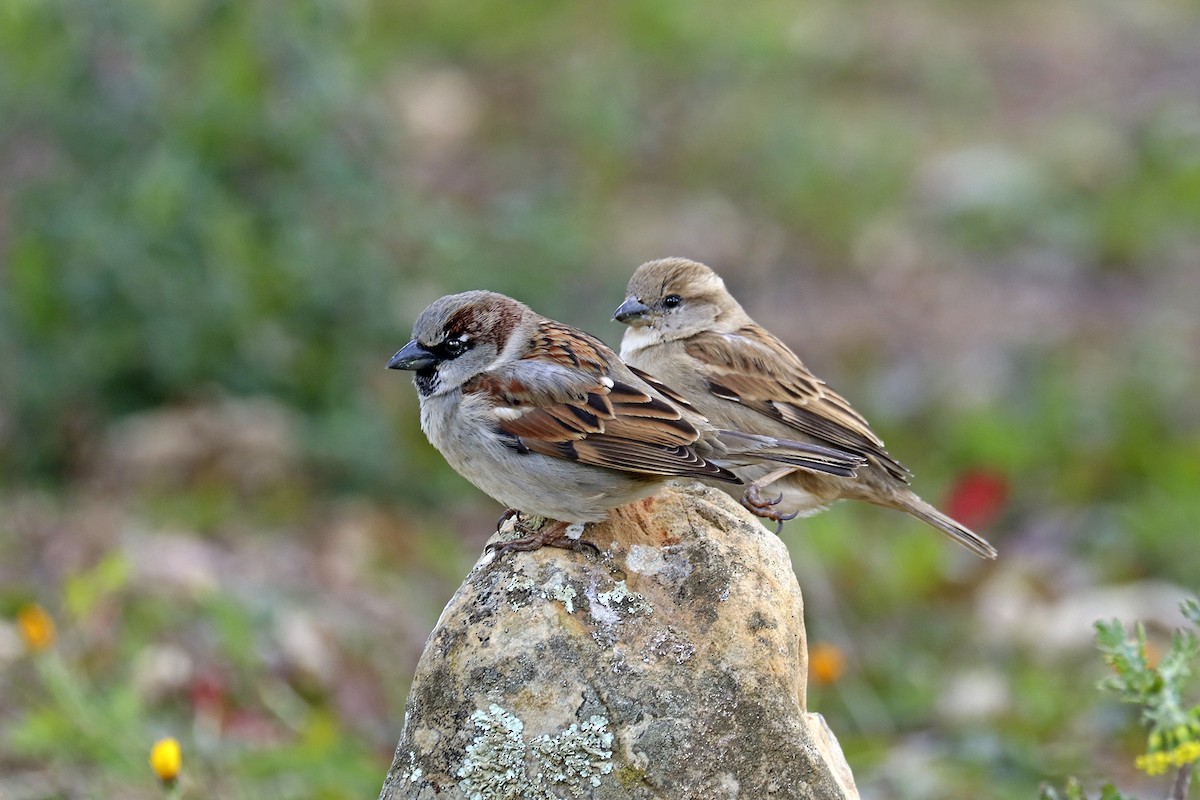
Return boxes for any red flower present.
[944,469,1009,531]
[190,671,227,719]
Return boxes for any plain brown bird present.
[613,257,998,560]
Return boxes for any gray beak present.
[613,297,652,325]
[387,340,438,371]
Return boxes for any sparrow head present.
[388,291,526,397]
[614,257,743,341]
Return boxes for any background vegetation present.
[2,0,1198,797]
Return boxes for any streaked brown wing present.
[685,326,910,481]
[478,320,738,482]
[524,319,612,375]
[626,364,697,410]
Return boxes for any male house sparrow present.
[614,258,998,560]
[387,290,866,553]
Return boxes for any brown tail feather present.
[895,495,998,560]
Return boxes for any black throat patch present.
[414,369,439,397]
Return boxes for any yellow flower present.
[1135,751,1171,776]
[149,737,182,783]
[809,642,847,686]
[1136,740,1200,775]
[1171,740,1200,768]
[16,604,56,652]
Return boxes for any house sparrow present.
[387,290,866,554]
[614,258,998,560]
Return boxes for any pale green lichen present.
[531,715,615,792]
[457,704,527,799]
[502,569,579,614]
[504,570,538,609]
[457,704,614,799]
[395,751,424,785]
[504,572,536,593]
[596,580,652,615]
[545,575,578,614]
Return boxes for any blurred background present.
[2,0,1198,797]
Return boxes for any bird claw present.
[486,519,599,558]
[495,508,521,533]
[772,510,800,535]
[740,484,797,533]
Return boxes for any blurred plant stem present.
[1169,763,1190,800]
[35,652,140,773]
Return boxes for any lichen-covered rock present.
[380,483,859,800]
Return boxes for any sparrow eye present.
[442,337,469,357]
[662,294,683,309]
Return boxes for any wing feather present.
[473,320,739,482]
[687,326,910,481]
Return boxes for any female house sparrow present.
[614,258,998,560]
[387,290,866,553]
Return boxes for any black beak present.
[387,340,438,371]
[613,297,652,324]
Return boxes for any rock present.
[380,483,859,800]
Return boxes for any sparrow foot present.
[487,519,599,557]
[495,508,521,533]
[741,484,800,534]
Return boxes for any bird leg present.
[488,516,599,557]
[740,467,801,534]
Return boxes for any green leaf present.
[63,553,130,622]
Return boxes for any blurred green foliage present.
[2,0,406,490]
[3,0,1200,797]
[7,575,387,799]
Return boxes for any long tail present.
[894,494,998,560]
[716,430,866,478]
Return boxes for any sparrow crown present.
[407,291,527,396]
[621,257,746,340]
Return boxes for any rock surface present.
[379,483,859,800]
